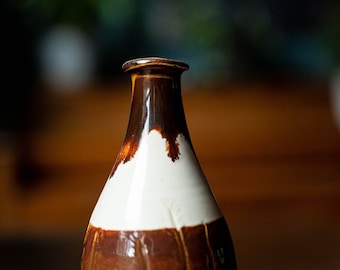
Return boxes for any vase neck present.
[115,58,191,169]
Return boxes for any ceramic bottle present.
[81,57,236,269]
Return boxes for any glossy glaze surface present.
[114,60,190,167]
[90,131,222,230]
[82,57,236,269]
[83,218,236,270]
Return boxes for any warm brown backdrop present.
[1,81,339,269]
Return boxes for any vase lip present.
[122,57,189,72]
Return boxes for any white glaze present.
[89,130,222,230]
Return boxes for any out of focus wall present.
[1,1,340,270]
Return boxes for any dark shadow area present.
[0,236,83,270]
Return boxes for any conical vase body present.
[82,57,236,269]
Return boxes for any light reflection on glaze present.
[82,218,237,270]
[89,130,222,231]
[82,57,237,269]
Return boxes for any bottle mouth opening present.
[122,57,189,73]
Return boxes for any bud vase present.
[81,57,237,269]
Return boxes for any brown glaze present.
[82,217,236,270]
[112,58,192,174]
[82,58,237,269]
[122,57,189,72]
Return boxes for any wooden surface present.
[1,81,339,269]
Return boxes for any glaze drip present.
[82,218,236,270]
[112,61,192,173]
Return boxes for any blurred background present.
[1,0,340,269]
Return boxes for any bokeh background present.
[1,1,340,269]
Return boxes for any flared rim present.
[122,57,189,72]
